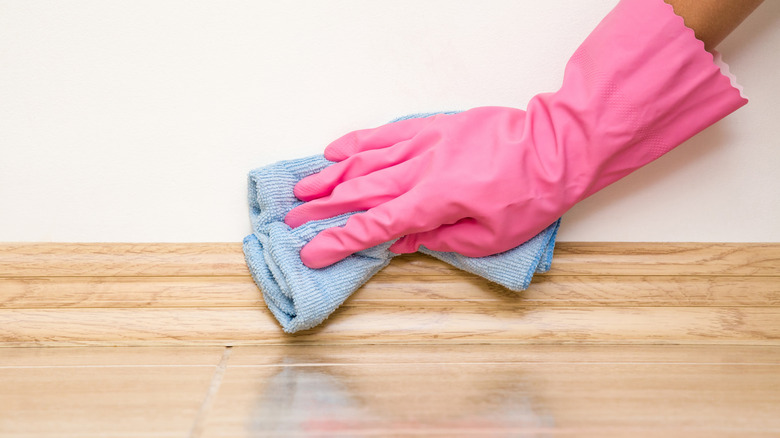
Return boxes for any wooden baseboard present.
[1,242,778,347]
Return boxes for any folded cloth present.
[243,114,561,333]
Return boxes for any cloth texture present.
[244,114,560,333]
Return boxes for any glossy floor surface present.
[1,243,778,436]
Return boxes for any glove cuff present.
[534,0,748,203]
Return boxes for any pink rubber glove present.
[286,0,747,269]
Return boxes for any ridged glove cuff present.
[537,0,748,208]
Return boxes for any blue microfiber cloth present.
[243,114,561,333]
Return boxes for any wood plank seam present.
[189,346,231,438]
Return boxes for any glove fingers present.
[294,136,427,202]
[389,219,499,257]
[299,184,445,269]
[285,157,425,229]
[324,116,436,162]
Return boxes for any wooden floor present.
[1,242,779,436]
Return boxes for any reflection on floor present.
[2,345,779,437]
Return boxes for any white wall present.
[1,0,778,243]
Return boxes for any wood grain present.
[0,242,248,277]
[201,345,780,437]
[0,241,778,436]
[2,242,778,277]
[206,364,780,436]
[0,346,223,367]
[1,306,778,347]
[0,366,215,437]
[2,275,777,309]
[225,344,780,366]
[547,242,780,276]
[2,344,777,437]
[0,242,778,347]
[350,275,780,307]
[0,276,262,309]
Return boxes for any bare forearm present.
[663,0,764,51]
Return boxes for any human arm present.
[664,0,763,51]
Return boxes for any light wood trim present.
[0,243,248,277]
[1,242,778,277]
[351,275,780,307]
[2,275,777,309]
[0,242,776,347]
[1,307,778,347]
[548,242,780,276]
[0,277,262,309]
[383,242,780,277]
